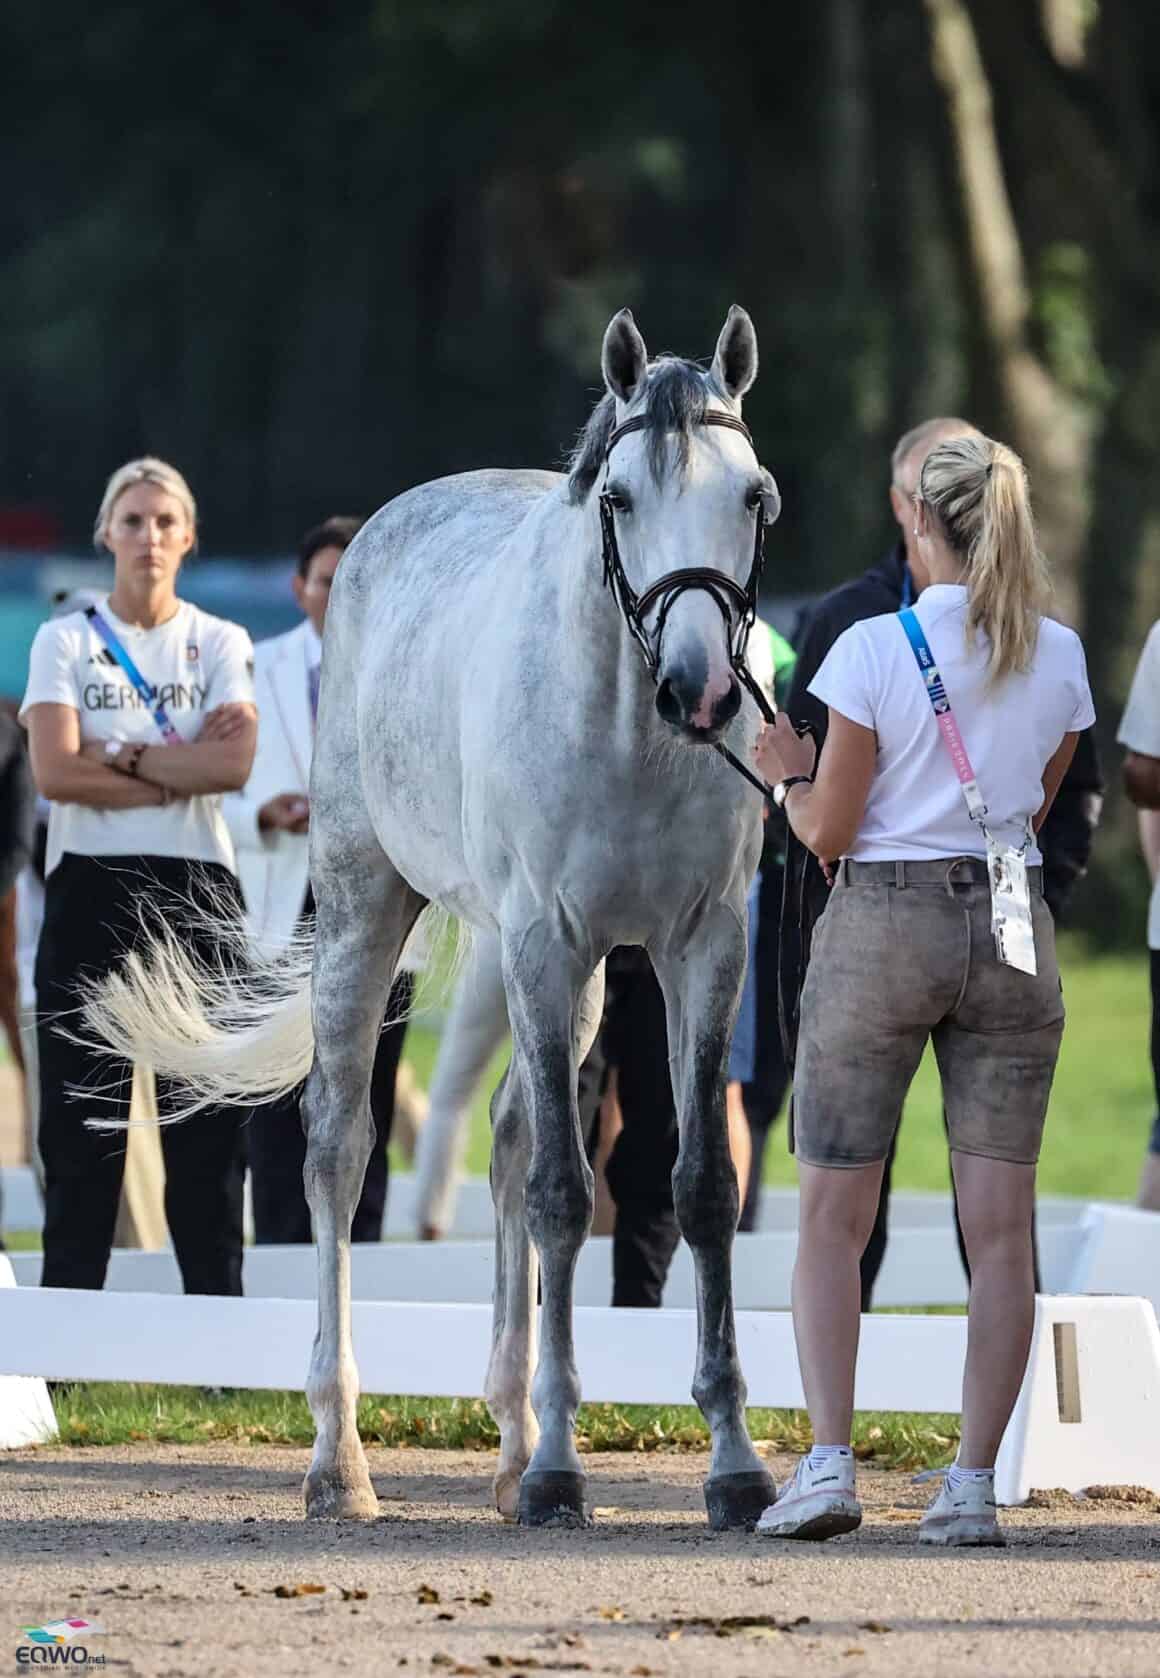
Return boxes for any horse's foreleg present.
[654,909,775,1531]
[302,848,426,1520]
[484,1063,538,1520]
[502,932,596,1527]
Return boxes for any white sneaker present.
[756,1453,862,1541]
[918,1471,1005,1547]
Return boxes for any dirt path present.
[1,1445,1158,1677]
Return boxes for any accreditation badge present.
[987,838,1037,976]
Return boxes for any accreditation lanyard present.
[898,608,1037,976]
[85,606,182,745]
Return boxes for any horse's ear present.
[602,309,649,406]
[711,305,758,400]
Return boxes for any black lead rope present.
[599,409,782,802]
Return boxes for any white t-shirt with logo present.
[809,583,1095,864]
[1117,620,1160,947]
[20,598,255,877]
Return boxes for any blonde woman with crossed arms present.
[21,458,256,1295]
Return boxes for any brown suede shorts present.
[793,858,1065,1169]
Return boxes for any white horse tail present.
[78,910,316,1130]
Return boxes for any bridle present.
[598,409,779,798]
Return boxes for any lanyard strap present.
[898,608,987,827]
[85,606,182,745]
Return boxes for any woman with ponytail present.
[751,434,1093,1547]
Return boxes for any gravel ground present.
[2,1445,1159,1678]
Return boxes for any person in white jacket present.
[225,517,415,1242]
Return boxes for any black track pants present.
[35,852,247,1294]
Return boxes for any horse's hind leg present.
[485,958,604,1524]
[302,827,425,1520]
[415,928,508,1239]
[653,907,776,1531]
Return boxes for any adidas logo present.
[88,650,117,666]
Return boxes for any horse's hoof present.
[493,1466,523,1523]
[704,1469,777,1532]
[518,1469,590,1528]
[303,1468,380,1521]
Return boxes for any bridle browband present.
[599,409,778,799]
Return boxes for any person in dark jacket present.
[781,417,1102,1307]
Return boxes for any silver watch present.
[103,740,123,768]
[771,774,812,809]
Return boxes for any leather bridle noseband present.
[599,409,779,797]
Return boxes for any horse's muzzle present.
[655,670,742,741]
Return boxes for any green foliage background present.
[4,2,1160,936]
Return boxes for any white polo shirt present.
[20,598,255,877]
[1117,620,1160,947]
[810,584,1095,864]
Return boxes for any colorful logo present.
[17,1619,106,1667]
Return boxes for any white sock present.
[946,1463,994,1491]
[807,1444,853,1471]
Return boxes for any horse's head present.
[572,306,780,744]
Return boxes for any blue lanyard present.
[85,606,181,744]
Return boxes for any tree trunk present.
[923,0,1091,626]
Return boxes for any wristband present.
[124,743,146,778]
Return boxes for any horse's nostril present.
[716,679,742,727]
[655,678,682,725]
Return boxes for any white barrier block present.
[1064,1203,1160,1318]
[0,1165,41,1233]
[994,1294,1160,1506]
[0,1254,57,1448]
[0,1285,968,1412]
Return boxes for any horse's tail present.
[77,909,316,1130]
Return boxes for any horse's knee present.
[525,1154,593,1249]
[673,1144,738,1249]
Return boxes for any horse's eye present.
[745,488,764,514]
[606,490,632,515]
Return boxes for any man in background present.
[781,417,1102,1304]
[1117,624,1160,1210]
[226,517,417,1242]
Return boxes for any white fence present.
[5,1180,1160,1504]
[5,1221,1086,1309]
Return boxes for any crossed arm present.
[26,702,257,807]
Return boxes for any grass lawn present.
[404,934,1153,1201]
[43,1383,959,1470]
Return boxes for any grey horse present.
[87,306,781,1531]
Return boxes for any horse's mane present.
[567,357,714,504]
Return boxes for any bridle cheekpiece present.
[598,408,779,796]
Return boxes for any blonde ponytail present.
[918,434,1049,682]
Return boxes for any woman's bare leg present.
[791,1160,884,1444]
[726,1081,751,1207]
[951,1150,1037,1466]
